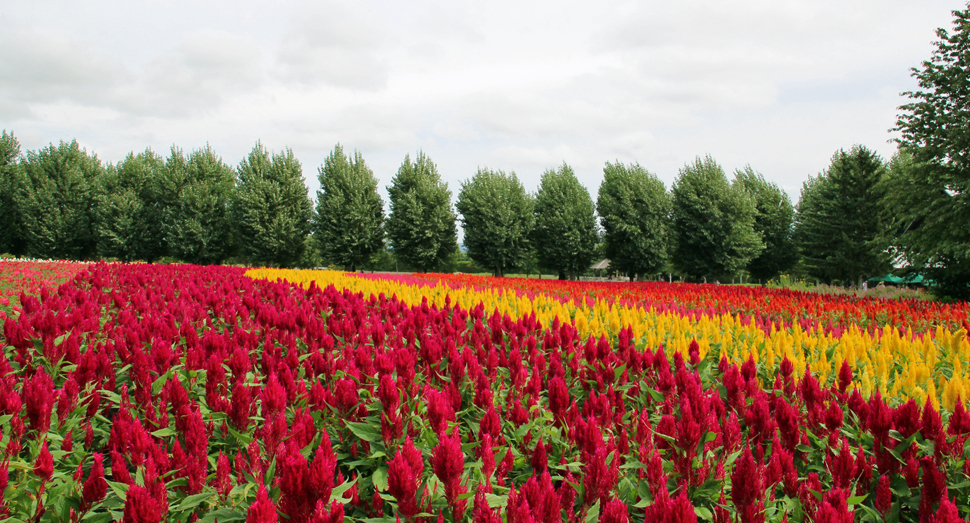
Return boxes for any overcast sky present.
[0,0,964,203]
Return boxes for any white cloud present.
[0,0,963,204]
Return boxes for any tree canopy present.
[533,163,598,280]
[161,146,236,266]
[456,168,534,277]
[596,161,670,279]
[794,146,890,287]
[94,149,168,262]
[314,144,386,271]
[19,140,104,260]
[891,5,970,299]
[386,152,458,273]
[670,156,762,281]
[734,166,798,284]
[0,131,25,256]
[235,142,312,268]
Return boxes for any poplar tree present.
[596,161,670,279]
[234,142,312,267]
[386,151,458,272]
[94,150,168,262]
[19,140,104,260]
[456,168,534,277]
[734,166,798,283]
[533,163,598,280]
[161,145,236,265]
[0,131,25,255]
[314,144,385,271]
[670,156,761,281]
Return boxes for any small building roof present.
[590,259,610,270]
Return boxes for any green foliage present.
[734,166,798,284]
[670,156,762,281]
[313,144,385,271]
[234,142,312,268]
[386,151,458,273]
[456,168,534,277]
[533,163,598,279]
[891,6,970,300]
[596,161,670,279]
[161,145,236,265]
[19,140,104,260]
[0,130,25,256]
[94,149,168,262]
[794,146,891,287]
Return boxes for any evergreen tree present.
[386,152,458,272]
[456,168,534,277]
[891,5,970,299]
[533,163,598,280]
[670,156,762,281]
[94,150,168,262]
[734,166,798,284]
[235,142,312,268]
[161,145,236,265]
[19,140,104,260]
[0,131,25,255]
[596,161,670,279]
[794,146,890,286]
[313,144,385,271]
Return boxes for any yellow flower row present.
[246,269,970,411]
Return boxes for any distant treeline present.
[0,130,917,292]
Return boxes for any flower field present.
[1,264,970,522]
[0,260,89,320]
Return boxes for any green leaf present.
[373,467,389,491]
[585,500,601,523]
[107,480,130,502]
[694,506,714,520]
[846,494,868,506]
[345,421,381,443]
[152,427,177,438]
[178,492,214,512]
[332,475,359,501]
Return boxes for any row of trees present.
[0,128,889,286]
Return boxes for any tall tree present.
[670,156,761,281]
[313,144,385,271]
[533,163,598,280]
[386,151,458,272]
[19,140,104,260]
[94,150,168,262]
[161,145,236,265]
[794,146,890,286]
[235,142,312,268]
[456,168,534,277]
[596,161,670,280]
[0,131,25,255]
[734,166,798,284]
[891,5,970,299]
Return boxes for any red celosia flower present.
[34,440,53,481]
[731,446,763,523]
[214,451,233,499]
[432,429,466,518]
[875,475,892,514]
[23,367,54,435]
[333,378,359,415]
[601,498,628,523]
[388,437,423,521]
[82,453,107,505]
[261,374,287,418]
[122,484,163,523]
[247,483,279,523]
